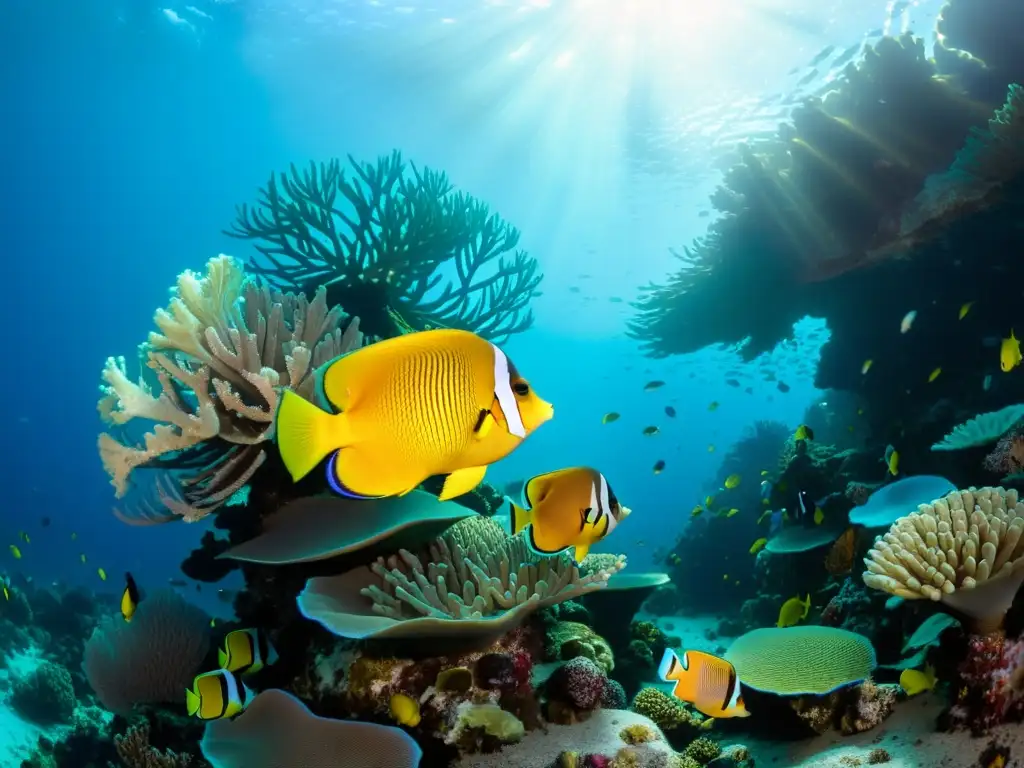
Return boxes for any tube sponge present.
[724,626,876,696]
[201,688,422,768]
[862,486,1024,633]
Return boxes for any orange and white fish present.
[658,648,750,719]
[511,467,629,563]
[276,329,553,500]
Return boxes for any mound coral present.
[630,687,698,732]
[10,660,76,724]
[97,254,362,521]
[82,589,210,714]
[861,486,1024,633]
[227,151,542,341]
[725,626,876,695]
[545,621,615,673]
[297,516,626,644]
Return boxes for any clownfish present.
[658,649,750,719]
[510,467,630,563]
[186,669,253,721]
[276,329,553,501]
[121,572,141,622]
[218,628,278,676]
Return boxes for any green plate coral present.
[724,626,876,696]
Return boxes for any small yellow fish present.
[210,618,218,628]
[219,628,278,676]
[389,693,421,727]
[121,573,140,622]
[899,665,937,696]
[9,545,21,559]
[777,594,810,628]
[658,649,750,719]
[722,574,729,581]
[80,554,87,563]
[725,508,739,518]
[70,532,77,541]
[856,408,864,416]
[690,506,703,518]
[699,717,715,730]
[276,329,552,500]
[704,495,715,508]
[928,367,942,383]
[861,359,873,375]
[724,474,741,489]
[19,532,29,544]
[958,302,974,320]
[186,669,253,720]
[642,426,660,436]
[1002,330,1022,373]
[756,510,771,525]
[887,449,900,477]
[668,553,682,565]
[643,380,665,391]
[708,401,719,411]
[602,412,620,424]
[98,568,107,581]
[707,444,715,453]
[814,507,824,525]
[900,310,917,334]
[2,585,8,601]
[760,470,769,476]
[511,467,629,563]
[749,537,767,554]
[794,424,814,441]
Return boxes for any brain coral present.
[862,486,1024,633]
[725,626,876,696]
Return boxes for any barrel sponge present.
[724,627,876,696]
[201,688,422,768]
[861,487,1024,632]
[82,589,210,714]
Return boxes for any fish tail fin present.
[510,501,532,536]
[276,390,349,483]
[657,648,682,683]
[217,648,229,670]
[185,687,200,717]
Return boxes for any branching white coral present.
[97,254,362,522]
[361,517,626,620]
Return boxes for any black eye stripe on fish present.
[579,508,589,533]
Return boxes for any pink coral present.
[984,429,1024,475]
[948,633,1024,734]
[553,657,607,710]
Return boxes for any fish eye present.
[512,380,530,396]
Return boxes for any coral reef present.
[10,660,77,725]
[790,680,899,736]
[226,151,542,340]
[97,254,362,520]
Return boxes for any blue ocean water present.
[3,0,942,593]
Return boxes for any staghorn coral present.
[97,255,362,521]
[115,723,195,768]
[226,151,542,341]
[359,517,626,621]
[861,486,1024,633]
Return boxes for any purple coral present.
[551,657,607,710]
[600,679,627,709]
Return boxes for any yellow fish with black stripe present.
[276,329,553,501]
[510,467,630,563]
[121,572,141,622]
[658,648,750,719]
[218,628,278,676]
[185,669,254,721]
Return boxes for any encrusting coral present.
[862,487,1024,633]
[97,254,362,522]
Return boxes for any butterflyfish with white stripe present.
[510,467,630,563]
[218,628,278,676]
[658,648,750,719]
[275,329,554,501]
[185,669,253,721]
